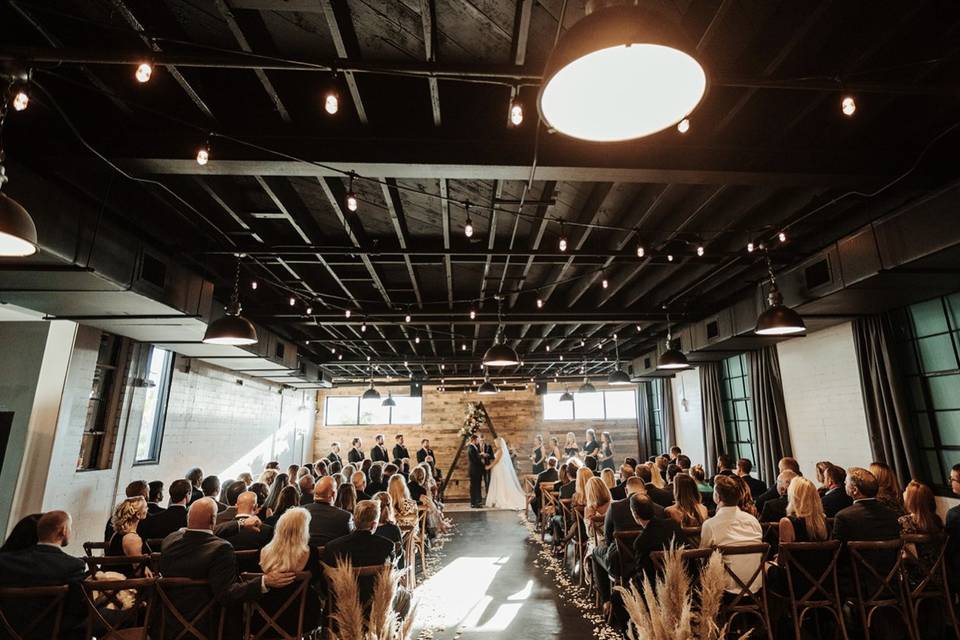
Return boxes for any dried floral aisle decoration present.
[326,558,416,640]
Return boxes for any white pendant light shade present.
[0,192,38,257]
[538,5,706,142]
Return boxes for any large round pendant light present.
[538,2,707,142]
[657,311,690,370]
[482,296,521,367]
[203,254,258,345]
[0,103,39,256]
[606,334,632,385]
[755,257,806,335]
[362,384,380,401]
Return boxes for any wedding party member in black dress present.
[348,438,366,464]
[530,434,546,474]
[563,432,581,460]
[583,428,601,460]
[107,496,152,577]
[257,507,322,635]
[598,431,615,471]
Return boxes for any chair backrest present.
[83,541,109,557]
[84,554,154,576]
[234,549,261,574]
[650,547,714,574]
[899,533,949,597]
[847,539,906,606]
[612,529,643,579]
[147,538,165,551]
[81,576,156,640]
[0,585,69,639]
[778,540,842,606]
[717,543,770,603]
[240,572,312,640]
[680,526,702,546]
[155,577,224,640]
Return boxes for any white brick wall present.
[671,369,705,466]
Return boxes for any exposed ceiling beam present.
[321,0,369,124]
[510,0,534,66]
[418,0,441,127]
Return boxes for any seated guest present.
[304,477,354,546]
[899,480,943,588]
[322,500,396,610]
[557,464,577,499]
[676,454,691,472]
[202,475,226,513]
[264,486,300,527]
[946,464,960,593]
[237,472,254,487]
[637,464,673,508]
[664,463,680,491]
[760,470,797,523]
[815,461,833,494]
[654,455,669,482]
[314,460,328,478]
[287,464,300,482]
[266,461,280,470]
[0,511,87,635]
[103,480,149,541]
[632,495,689,587]
[349,437,366,464]
[222,491,273,568]
[584,454,599,475]
[610,465,634,501]
[335,482,357,514]
[691,465,717,513]
[382,462,399,486]
[371,492,404,569]
[361,458,373,479]
[217,481,250,524]
[352,471,371,501]
[257,508,322,635]
[700,475,763,594]
[755,457,800,512]
[368,463,387,494]
[1,513,42,553]
[736,458,767,503]
[665,473,708,527]
[532,457,559,516]
[339,465,355,488]
[107,496,152,577]
[778,477,828,544]
[820,464,852,517]
[407,467,428,503]
[147,481,165,515]
[388,474,420,529]
[298,475,315,506]
[668,446,682,464]
[732,475,760,519]
[711,454,735,483]
[186,467,205,504]
[259,468,278,486]
[870,461,906,516]
[262,473,290,514]
[600,468,617,490]
[160,498,295,638]
[141,478,191,541]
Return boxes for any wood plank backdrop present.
[312,385,642,500]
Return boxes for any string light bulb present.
[637,245,645,258]
[345,175,358,212]
[747,241,755,253]
[414,335,421,344]
[250,280,258,290]
[469,309,476,320]
[536,298,543,309]
[697,245,704,257]
[841,95,856,117]
[324,84,339,115]
[135,62,153,83]
[546,345,551,352]
[404,313,411,323]
[464,203,474,238]
[345,309,351,318]
[558,234,568,252]
[12,89,29,112]
[602,277,609,289]
[305,306,312,315]
[778,231,787,243]
[338,354,343,360]
[667,254,674,262]
[509,97,523,126]
[196,143,210,166]
[360,321,367,333]
[677,118,690,133]
[289,296,296,306]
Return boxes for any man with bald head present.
[160,498,294,637]
[222,491,273,570]
[304,476,354,545]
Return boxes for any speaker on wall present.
[535,381,548,396]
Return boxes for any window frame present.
[132,346,175,466]
[541,389,638,421]
[323,395,423,426]
[646,381,665,455]
[719,353,758,467]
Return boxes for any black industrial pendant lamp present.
[538,0,707,142]
[657,310,690,370]
[381,392,396,407]
[578,377,597,394]
[362,363,380,401]
[0,90,38,257]
[606,334,632,385]
[203,254,258,345]
[755,254,806,336]
[477,374,498,395]
[482,296,521,367]
[559,387,574,402]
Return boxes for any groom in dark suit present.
[479,434,495,497]
[467,434,485,508]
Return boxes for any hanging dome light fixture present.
[482,296,521,367]
[657,309,690,370]
[606,334,632,385]
[538,1,707,142]
[559,387,574,402]
[0,94,38,257]
[755,254,806,336]
[478,369,499,394]
[203,254,258,345]
[382,392,396,407]
[578,377,597,394]
[362,362,380,401]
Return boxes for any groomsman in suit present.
[370,434,389,463]
[348,438,365,464]
[821,464,853,517]
[479,434,495,497]
[467,434,485,508]
[392,434,411,473]
[327,442,343,466]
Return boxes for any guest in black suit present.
[147,481,166,516]
[479,435,495,496]
[370,434,390,463]
[298,475,315,506]
[322,500,396,610]
[631,496,690,586]
[636,464,673,508]
[186,467,205,504]
[531,456,558,515]
[760,470,796,523]
[368,464,387,495]
[140,478,191,542]
[610,465,634,501]
[264,486,301,527]
[710,454,736,484]
[160,498,295,638]
[392,434,411,471]
[221,491,273,563]
[103,479,149,541]
[201,475,227,513]
[945,464,960,593]
[832,467,902,596]
[327,442,343,466]
[304,476,354,545]
[754,456,801,513]
[736,458,768,503]
[348,438,365,465]
[468,435,486,508]
[0,511,87,636]
[820,464,853,517]
[352,471,371,501]
[215,481,248,525]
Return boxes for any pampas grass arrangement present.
[326,558,415,640]
[614,546,747,640]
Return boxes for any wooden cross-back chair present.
[399,529,417,589]
[778,540,847,640]
[233,549,261,574]
[146,538,165,552]
[717,543,773,640]
[650,547,714,594]
[680,526,702,548]
[413,507,429,574]
[847,539,915,640]
[83,541,109,557]
[240,572,313,640]
[84,554,155,577]
[81,576,156,640]
[563,504,586,586]
[0,584,70,639]
[155,577,225,640]
[899,533,960,640]
[612,529,643,586]
[537,484,558,539]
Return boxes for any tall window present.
[891,293,960,495]
[324,396,422,426]
[134,346,174,464]
[646,381,665,455]
[542,389,637,421]
[78,333,127,471]
[719,353,757,465]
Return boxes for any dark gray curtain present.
[699,362,726,476]
[661,377,678,453]
[852,315,921,484]
[749,346,794,485]
[636,382,652,460]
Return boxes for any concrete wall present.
[670,368,705,467]
[312,384,642,500]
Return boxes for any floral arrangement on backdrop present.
[457,402,485,439]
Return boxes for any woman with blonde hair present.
[237,471,254,487]
[779,477,828,543]
[600,468,616,489]
[258,468,278,486]
[647,461,667,489]
[665,473,708,527]
[258,507,321,631]
[584,476,612,552]
[388,474,419,529]
[571,466,594,507]
[814,461,833,494]
[564,432,580,459]
[869,461,905,515]
[108,496,151,577]
[371,491,404,563]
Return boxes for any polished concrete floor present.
[412,509,597,639]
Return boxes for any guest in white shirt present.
[700,475,763,593]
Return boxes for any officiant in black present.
[467,434,485,508]
[392,434,410,474]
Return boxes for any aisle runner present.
[519,513,621,640]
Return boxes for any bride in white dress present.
[484,437,527,510]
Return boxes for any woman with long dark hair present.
[665,474,708,527]
[598,431,615,471]
[262,473,289,514]
[264,486,300,527]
